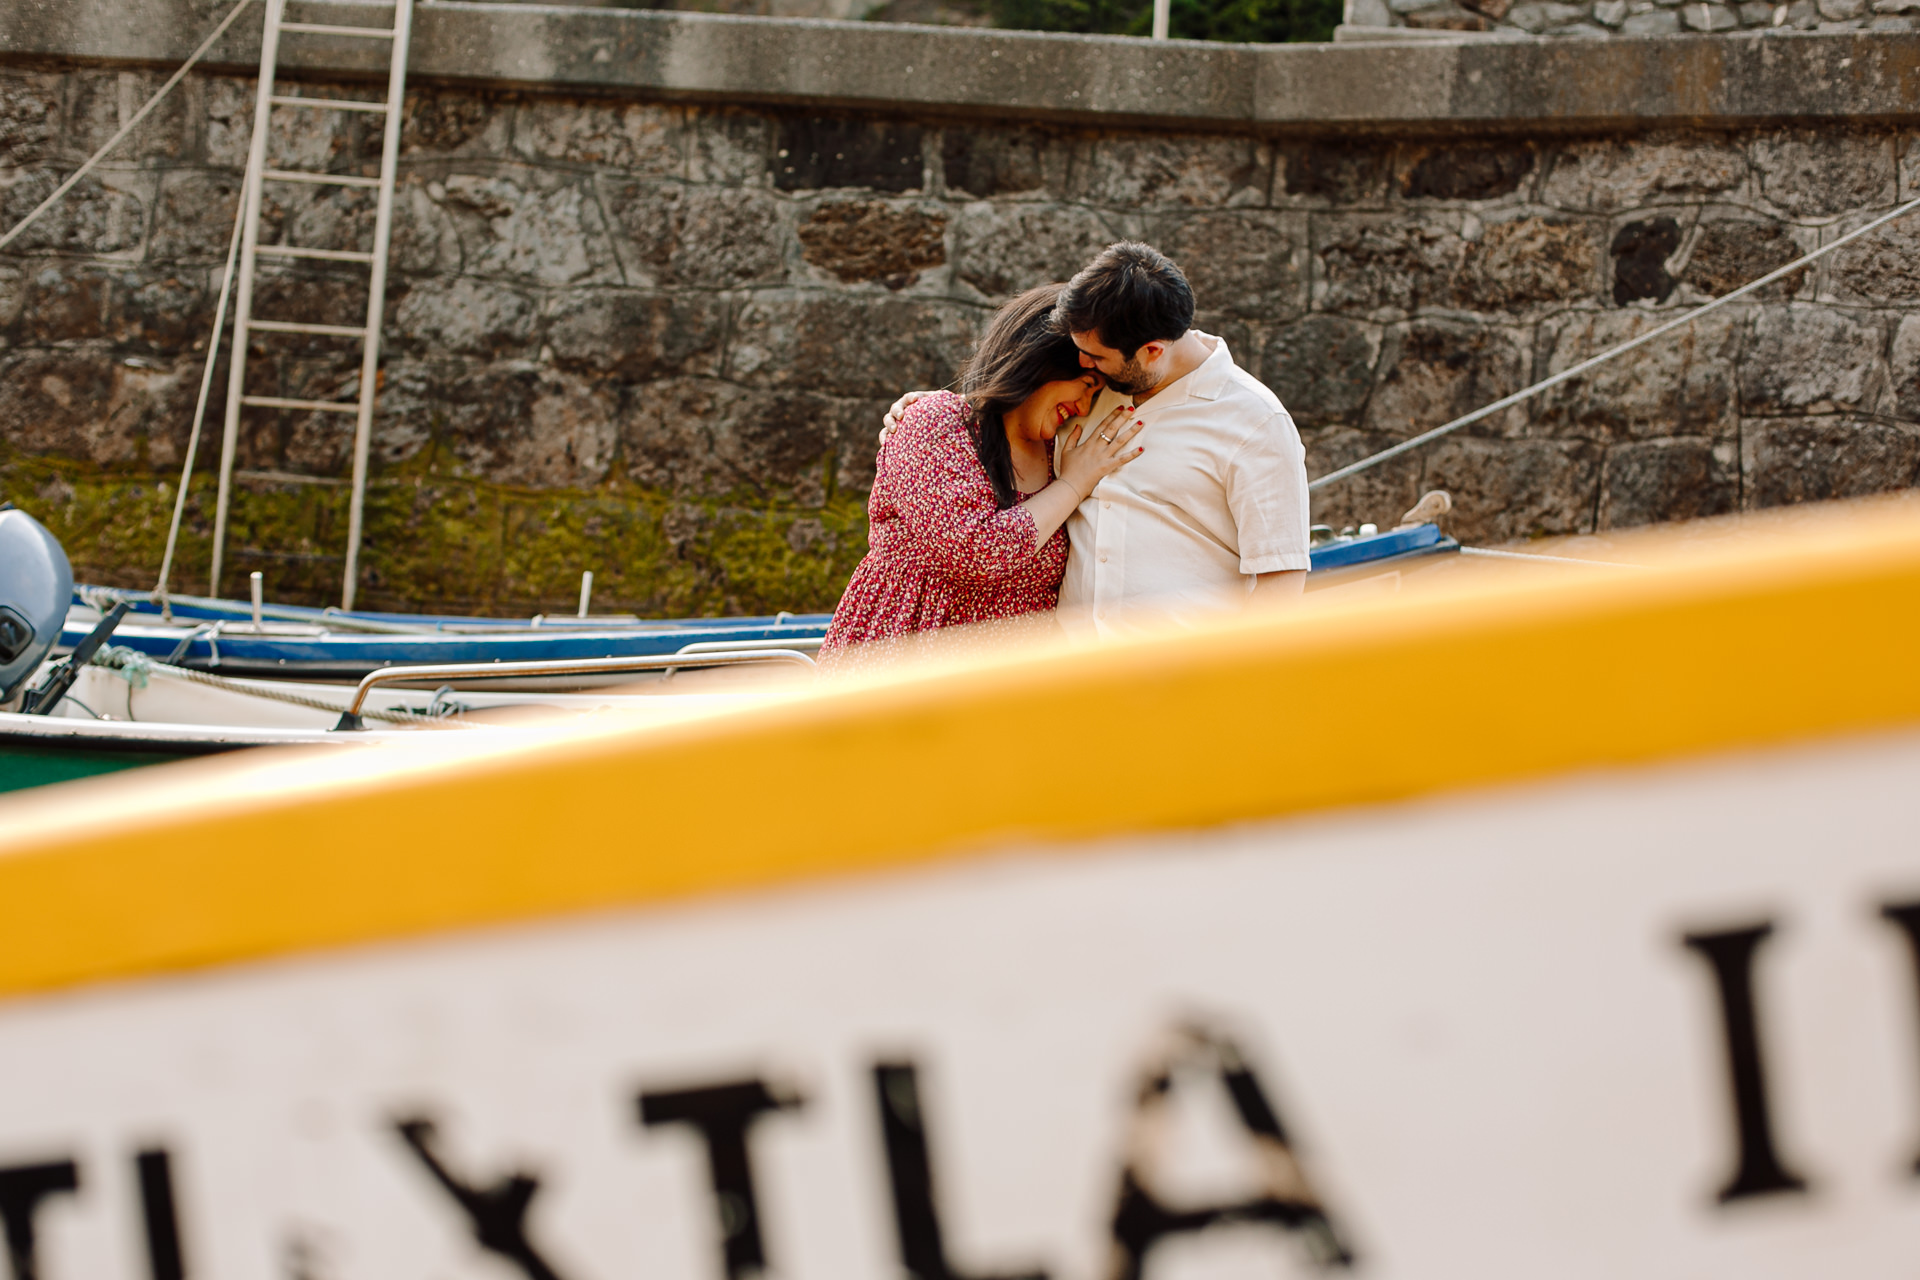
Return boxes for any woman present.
[820,285,1144,668]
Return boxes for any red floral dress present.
[821,391,1068,668]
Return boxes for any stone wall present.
[1341,0,1904,42]
[4,8,1920,613]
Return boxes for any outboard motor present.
[0,505,73,705]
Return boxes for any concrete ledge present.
[5,0,1920,132]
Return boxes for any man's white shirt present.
[1057,331,1310,638]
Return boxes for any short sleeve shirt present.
[1057,332,1310,637]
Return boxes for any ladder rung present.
[256,244,376,264]
[248,319,370,338]
[263,169,381,188]
[278,22,397,37]
[270,95,391,114]
[241,396,364,414]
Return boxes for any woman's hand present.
[1055,403,1144,502]
[879,390,934,446]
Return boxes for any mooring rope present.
[1310,194,1920,492]
[0,0,257,254]
[91,645,461,728]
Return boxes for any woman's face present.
[1013,373,1101,442]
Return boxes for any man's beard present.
[1099,357,1156,397]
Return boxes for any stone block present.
[1397,144,1535,202]
[1405,6,1494,28]
[1262,316,1382,427]
[1540,135,1745,213]
[1680,218,1808,299]
[401,88,514,159]
[1158,211,1307,319]
[1314,214,1470,315]
[390,277,537,359]
[0,349,189,467]
[108,268,212,354]
[437,170,622,287]
[1680,1,1740,27]
[615,376,852,502]
[21,263,112,344]
[68,69,191,162]
[378,359,618,487]
[263,86,384,176]
[1884,313,1920,419]
[1827,214,1920,303]
[1817,0,1868,16]
[950,201,1123,300]
[1506,0,1590,26]
[1593,0,1629,23]
[1535,309,1742,440]
[1597,437,1739,528]
[941,128,1069,199]
[514,98,681,174]
[205,76,256,169]
[1363,318,1531,438]
[0,71,64,165]
[1740,305,1890,415]
[798,199,947,286]
[687,110,774,186]
[601,180,787,289]
[1610,216,1681,305]
[1419,436,1603,541]
[0,263,24,338]
[773,117,926,193]
[1751,130,1895,217]
[1322,212,1592,316]
[244,266,371,353]
[1620,8,1683,28]
[1072,134,1269,210]
[1300,426,1424,532]
[1742,415,1920,506]
[1737,0,1777,20]
[0,168,148,256]
[1461,215,1599,310]
[149,170,242,264]
[728,292,981,400]
[1275,142,1392,205]
[544,289,729,382]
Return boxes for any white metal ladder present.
[210,0,415,611]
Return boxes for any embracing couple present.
[818,241,1310,670]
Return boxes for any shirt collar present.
[1140,331,1230,413]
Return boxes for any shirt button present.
[1099,555,1108,563]
[1102,501,1111,510]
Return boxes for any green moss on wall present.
[1,453,870,618]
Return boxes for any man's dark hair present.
[1051,242,1195,360]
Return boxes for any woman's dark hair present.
[1051,241,1194,360]
[961,284,1089,509]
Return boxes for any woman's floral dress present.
[820,391,1068,668]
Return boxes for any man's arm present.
[1250,569,1306,607]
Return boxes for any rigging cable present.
[1310,194,1920,492]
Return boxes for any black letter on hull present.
[136,1149,188,1280]
[640,1079,802,1280]
[1682,923,1811,1201]
[0,1159,79,1280]
[1879,901,1920,1174]
[873,1062,1047,1280]
[1104,1026,1353,1280]
[393,1118,568,1280]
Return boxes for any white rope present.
[1310,194,1920,492]
[154,196,247,609]
[90,645,459,727]
[0,0,257,254]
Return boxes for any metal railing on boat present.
[334,649,816,730]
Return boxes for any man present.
[886,242,1310,637]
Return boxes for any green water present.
[0,743,190,794]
